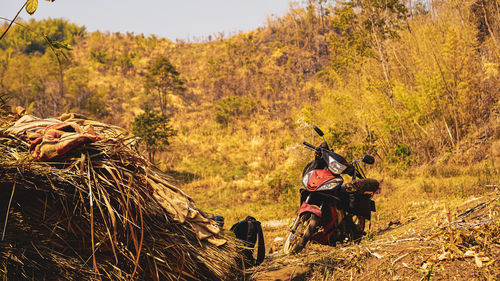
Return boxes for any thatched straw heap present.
[0,101,243,280]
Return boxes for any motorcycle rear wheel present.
[283,213,319,255]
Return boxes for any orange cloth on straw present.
[28,122,102,161]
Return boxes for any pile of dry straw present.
[0,97,244,280]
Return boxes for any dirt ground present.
[248,191,500,281]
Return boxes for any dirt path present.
[249,192,500,280]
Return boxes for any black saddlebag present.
[347,194,375,220]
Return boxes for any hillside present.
[0,0,499,279]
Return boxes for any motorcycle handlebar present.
[303,141,318,152]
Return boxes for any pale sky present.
[1,0,295,40]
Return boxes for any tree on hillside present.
[144,56,185,114]
[1,10,81,116]
[132,107,176,162]
[331,0,408,81]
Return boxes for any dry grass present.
[251,191,500,281]
[0,106,244,280]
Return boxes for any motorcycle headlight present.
[302,171,312,187]
[316,179,343,191]
[328,155,347,174]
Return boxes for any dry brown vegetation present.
[252,192,499,281]
[0,106,243,280]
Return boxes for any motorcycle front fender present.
[297,202,322,218]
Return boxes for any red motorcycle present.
[283,126,379,255]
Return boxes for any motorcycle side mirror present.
[362,154,375,164]
[313,125,324,137]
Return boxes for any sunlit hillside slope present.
[0,0,498,227]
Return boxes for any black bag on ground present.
[229,216,265,266]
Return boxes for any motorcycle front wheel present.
[283,213,319,255]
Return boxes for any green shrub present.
[132,107,176,162]
[215,96,257,125]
